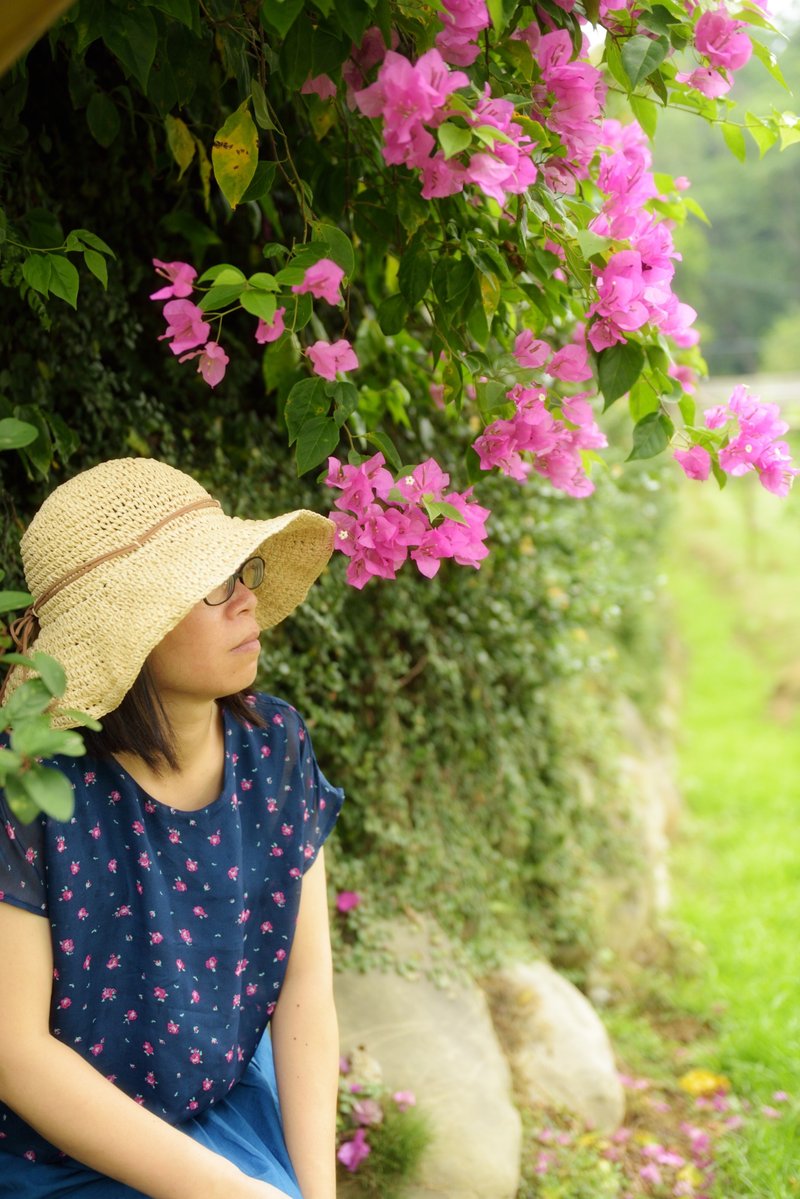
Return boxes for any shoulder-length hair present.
[80,662,266,772]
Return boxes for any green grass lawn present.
[664,473,800,1196]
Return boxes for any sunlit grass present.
[664,473,800,1196]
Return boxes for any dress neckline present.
[110,706,234,818]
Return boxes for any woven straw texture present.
[2,459,334,728]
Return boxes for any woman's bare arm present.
[271,847,340,1199]
[0,901,290,1199]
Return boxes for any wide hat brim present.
[4,506,334,729]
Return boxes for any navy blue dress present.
[0,693,344,1197]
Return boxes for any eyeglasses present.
[202,556,265,606]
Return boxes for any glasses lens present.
[241,557,265,590]
[204,575,235,605]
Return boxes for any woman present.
[0,457,344,1199]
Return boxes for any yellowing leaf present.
[212,101,258,211]
[165,114,195,180]
[480,272,502,323]
[678,1068,730,1096]
[194,135,212,213]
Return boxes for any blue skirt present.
[0,1036,302,1198]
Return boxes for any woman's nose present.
[229,578,259,613]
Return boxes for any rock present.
[335,919,521,1199]
[486,959,624,1134]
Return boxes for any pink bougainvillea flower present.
[393,1090,416,1111]
[674,445,711,481]
[435,0,490,66]
[301,73,337,101]
[695,8,752,71]
[254,307,286,344]
[179,341,229,388]
[353,1097,383,1126]
[159,299,211,355]
[514,330,550,368]
[150,259,197,300]
[307,338,359,381]
[336,890,362,913]
[677,66,733,97]
[548,343,592,382]
[337,1128,371,1172]
[292,258,345,305]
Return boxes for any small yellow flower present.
[678,1067,730,1096]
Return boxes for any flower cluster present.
[325,454,490,587]
[473,384,607,496]
[678,7,753,99]
[151,257,358,388]
[435,0,490,67]
[353,46,537,204]
[530,1069,794,1198]
[336,1049,420,1177]
[588,121,698,354]
[675,385,799,496]
[527,28,608,191]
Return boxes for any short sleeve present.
[0,786,48,916]
[297,714,345,873]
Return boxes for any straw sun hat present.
[1,458,335,728]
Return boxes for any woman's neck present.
[114,699,226,811]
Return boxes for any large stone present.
[486,959,625,1134]
[335,920,521,1199]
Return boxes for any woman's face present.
[147,577,261,705]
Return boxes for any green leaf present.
[295,415,341,475]
[10,717,84,758]
[333,382,360,427]
[240,160,277,205]
[750,38,788,90]
[377,294,409,335]
[332,0,372,43]
[603,39,630,90]
[13,406,52,479]
[250,79,275,131]
[0,418,38,451]
[47,256,80,308]
[621,35,670,89]
[212,101,259,211]
[2,776,40,824]
[3,678,53,722]
[58,709,103,731]
[144,0,196,29]
[312,223,355,279]
[598,342,646,407]
[744,111,778,157]
[22,254,53,297]
[16,764,75,822]
[398,251,432,307]
[27,651,66,698]
[721,120,747,162]
[248,271,279,292]
[279,12,314,91]
[423,498,468,526]
[438,122,472,160]
[102,5,158,90]
[630,94,658,138]
[364,430,403,471]
[575,229,610,259]
[197,282,245,312]
[627,411,673,461]
[285,377,329,444]
[71,228,115,256]
[259,0,304,37]
[86,90,121,147]
[240,290,277,321]
[0,591,33,614]
[83,248,108,287]
[165,113,196,179]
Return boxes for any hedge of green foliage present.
[0,34,673,981]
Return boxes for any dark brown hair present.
[81,662,266,772]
